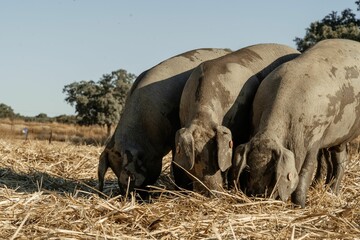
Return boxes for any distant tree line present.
[0,103,77,124]
[0,68,135,132]
[24,113,77,124]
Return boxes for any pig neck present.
[257,108,308,165]
[116,104,166,158]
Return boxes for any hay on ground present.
[0,138,359,239]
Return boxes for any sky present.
[0,0,358,117]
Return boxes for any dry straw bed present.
[0,138,359,239]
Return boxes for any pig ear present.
[232,143,250,183]
[98,150,109,192]
[216,126,233,172]
[276,148,299,202]
[174,128,195,170]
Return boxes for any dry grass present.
[0,119,108,145]
[0,138,359,239]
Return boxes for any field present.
[0,118,108,145]
[0,124,359,239]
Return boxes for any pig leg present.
[292,148,318,208]
[313,148,332,186]
[328,144,347,194]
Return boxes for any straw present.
[0,137,359,239]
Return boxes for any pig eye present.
[265,161,275,173]
[125,150,133,160]
[136,159,143,168]
[137,152,144,161]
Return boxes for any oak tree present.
[294,2,360,52]
[63,69,136,136]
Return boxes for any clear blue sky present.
[0,0,358,117]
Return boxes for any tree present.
[34,113,50,123]
[36,113,48,119]
[294,2,360,52]
[63,69,136,136]
[54,114,77,124]
[0,103,15,118]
